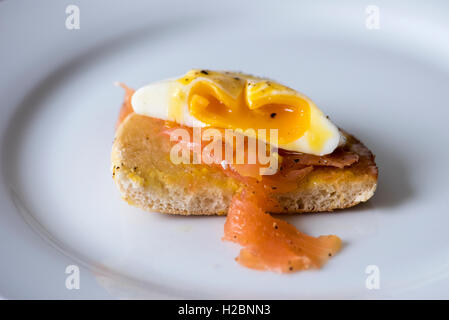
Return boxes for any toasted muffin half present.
[111,112,377,215]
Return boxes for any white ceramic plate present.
[1,0,449,299]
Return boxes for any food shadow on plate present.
[364,134,413,212]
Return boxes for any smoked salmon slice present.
[117,85,343,274]
[223,190,342,273]
[115,83,135,128]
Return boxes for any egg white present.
[131,76,341,156]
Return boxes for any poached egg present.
[131,70,341,155]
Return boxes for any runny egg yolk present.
[179,70,311,145]
[131,70,341,155]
